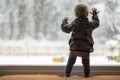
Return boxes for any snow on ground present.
[0,55,120,66]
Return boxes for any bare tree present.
[9,12,14,39]
[18,0,27,39]
[78,0,81,2]
[104,0,120,39]
[0,0,12,39]
[33,0,45,39]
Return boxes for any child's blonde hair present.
[74,3,88,18]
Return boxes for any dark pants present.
[65,51,90,78]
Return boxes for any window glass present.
[0,0,120,65]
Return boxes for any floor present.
[0,74,120,80]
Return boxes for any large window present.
[0,0,120,71]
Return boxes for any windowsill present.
[0,55,120,76]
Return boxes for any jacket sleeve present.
[61,21,74,33]
[90,15,99,30]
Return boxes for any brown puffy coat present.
[61,15,99,52]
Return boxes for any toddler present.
[61,3,99,78]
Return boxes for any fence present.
[0,45,119,56]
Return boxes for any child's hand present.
[90,8,99,16]
[62,17,69,23]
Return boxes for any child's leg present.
[65,57,76,77]
[82,54,90,78]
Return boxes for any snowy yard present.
[0,55,120,66]
[0,41,119,65]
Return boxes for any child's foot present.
[84,75,89,78]
[64,75,70,78]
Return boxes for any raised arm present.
[90,8,100,30]
[61,17,73,33]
